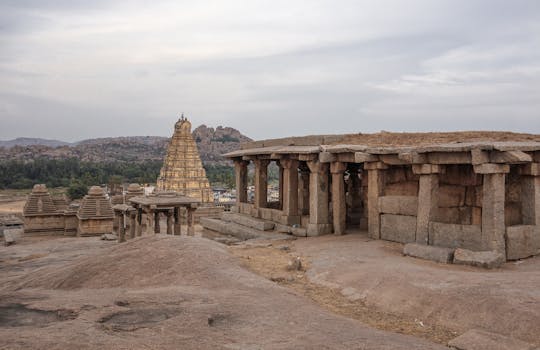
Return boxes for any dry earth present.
[0,234,446,350]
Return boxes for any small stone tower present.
[157,115,213,203]
[77,186,114,236]
[23,184,65,235]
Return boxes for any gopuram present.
[157,115,213,203]
[203,131,540,267]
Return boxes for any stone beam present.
[398,152,427,164]
[473,164,510,174]
[330,162,347,235]
[490,150,532,164]
[319,152,336,163]
[379,154,410,165]
[354,152,379,163]
[427,152,471,164]
[471,149,490,165]
[412,164,444,175]
[520,163,540,176]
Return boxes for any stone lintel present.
[490,150,532,164]
[519,163,540,176]
[427,152,471,164]
[269,153,285,159]
[473,163,510,174]
[319,151,336,163]
[298,154,318,161]
[233,159,249,166]
[471,149,490,165]
[412,164,444,174]
[242,155,257,161]
[336,153,355,163]
[330,162,348,174]
[379,154,410,165]
[398,152,427,164]
[363,161,388,170]
[354,152,379,163]
[280,158,298,169]
[307,160,329,174]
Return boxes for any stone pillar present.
[331,162,347,235]
[187,207,195,236]
[521,164,540,226]
[474,164,509,253]
[306,160,332,236]
[136,208,143,237]
[166,210,173,235]
[281,158,300,225]
[147,211,154,234]
[365,162,387,239]
[234,159,249,204]
[154,211,160,234]
[278,160,284,210]
[118,213,126,243]
[254,159,269,209]
[174,207,181,235]
[129,211,136,239]
[413,164,442,245]
[298,165,310,215]
[113,213,120,234]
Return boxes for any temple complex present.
[77,186,114,236]
[206,132,540,266]
[157,115,213,203]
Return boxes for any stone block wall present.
[435,165,482,225]
[24,215,65,235]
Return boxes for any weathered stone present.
[221,212,275,231]
[506,225,540,260]
[490,150,532,164]
[398,152,427,164]
[101,233,117,241]
[448,328,535,350]
[364,161,388,170]
[412,164,444,175]
[416,174,438,244]
[354,152,378,163]
[380,214,416,243]
[3,228,23,246]
[384,181,418,196]
[307,161,331,236]
[290,226,307,237]
[318,151,336,163]
[403,243,454,263]
[156,116,213,202]
[438,185,466,207]
[474,163,510,174]
[77,186,114,237]
[471,149,490,165]
[428,152,471,164]
[286,257,302,271]
[453,248,505,269]
[367,168,384,239]
[385,167,408,184]
[429,222,482,250]
[482,173,506,254]
[519,163,540,176]
[378,196,418,216]
[439,165,481,186]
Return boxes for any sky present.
[0,0,539,142]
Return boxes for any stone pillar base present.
[307,223,333,236]
[279,215,301,226]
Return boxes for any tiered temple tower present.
[156,115,213,203]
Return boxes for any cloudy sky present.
[1,0,539,141]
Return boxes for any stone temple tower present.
[156,115,213,203]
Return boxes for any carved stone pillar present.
[187,207,195,236]
[365,162,388,239]
[306,160,332,236]
[298,164,310,215]
[254,159,269,209]
[166,210,173,235]
[413,164,442,245]
[174,207,181,235]
[136,208,143,237]
[154,211,160,234]
[474,163,509,253]
[234,159,249,204]
[331,162,347,235]
[281,158,300,225]
[129,211,136,239]
[118,213,126,243]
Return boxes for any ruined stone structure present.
[157,115,213,203]
[77,186,114,237]
[219,133,540,263]
[23,184,68,235]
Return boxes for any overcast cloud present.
[0,0,539,141]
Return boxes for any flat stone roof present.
[224,131,540,158]
[129,194,199,207]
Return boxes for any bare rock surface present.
[292,233,540,346]
[0,235,444,349]
[447,329,536,350]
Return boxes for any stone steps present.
[200,217,292,241]
[221,212,275,231]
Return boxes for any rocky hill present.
[0,125,251,167]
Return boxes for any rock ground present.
[0,234,445,350]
